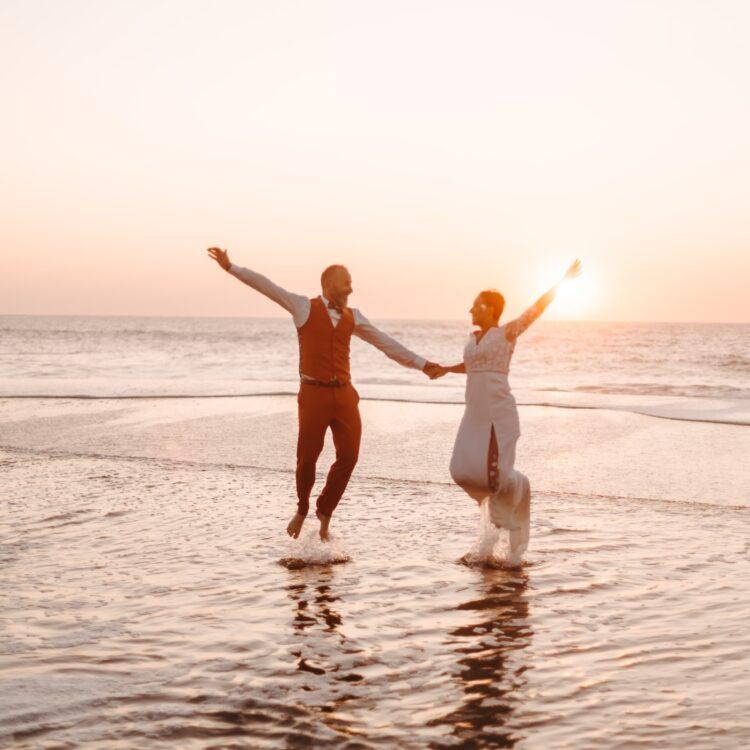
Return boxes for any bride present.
[432,260,582,562]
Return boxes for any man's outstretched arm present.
[353,311,439,375]
[207,247,310,327]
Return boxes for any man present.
[207,247,441,541]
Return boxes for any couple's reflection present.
[288,567,343,639]
[431,566,532,749]
[285,566,364,736]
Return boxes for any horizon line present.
[1,312,748,326]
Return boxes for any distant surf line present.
[1,392,748,427]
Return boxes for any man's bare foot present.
[286,512,306,539]
[316,510,331,542]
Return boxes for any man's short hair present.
[321,264,348,288]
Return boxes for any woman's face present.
[470,295,493,327]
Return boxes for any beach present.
[6,0,750,744]
[2,392,749,748]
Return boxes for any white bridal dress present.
[449,307,540,557]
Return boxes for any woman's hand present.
[564,258,582,282]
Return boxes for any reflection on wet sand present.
[287,568,344,638]
[431,568,532,749]
[286,568,366,741]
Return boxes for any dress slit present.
[487,425,499,493]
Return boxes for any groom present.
[207,248,441,541]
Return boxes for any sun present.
[535,262,598,319]
[553,271,597,317]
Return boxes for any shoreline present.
[1,394,747,507]
[2,389,749,428]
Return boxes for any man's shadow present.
[430,566,533,749]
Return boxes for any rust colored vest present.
[297,297,355,382]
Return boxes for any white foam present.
[280,529,351,568]
[461,500,526,569]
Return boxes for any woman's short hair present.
[478,289,505,323]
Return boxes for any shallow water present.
[1,397,749,748]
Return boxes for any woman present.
[433,260,582,561]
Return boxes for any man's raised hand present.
[207,247,231,271]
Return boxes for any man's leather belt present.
[300,376,350,388]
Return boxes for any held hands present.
[207,247,231,271]
[423,362,449,380]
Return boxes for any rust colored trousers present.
[296,382,362,519]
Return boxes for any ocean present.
[1,315,749,748]
[2,315,749,420]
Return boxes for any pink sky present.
[2,0,749,322]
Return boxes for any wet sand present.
[1,396,749,748]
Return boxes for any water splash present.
[459,500,525,569]
[278,529,351,569]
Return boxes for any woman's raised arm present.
[505,259,582,340]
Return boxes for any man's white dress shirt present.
[228,264,427,374]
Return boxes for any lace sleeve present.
[505,300,545,341]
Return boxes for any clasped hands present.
[423,362,449,380]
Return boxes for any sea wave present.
[1,390,747,427]
[717,354,750,372]
[544,383,750,400]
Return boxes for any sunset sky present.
[2,0,749,322]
